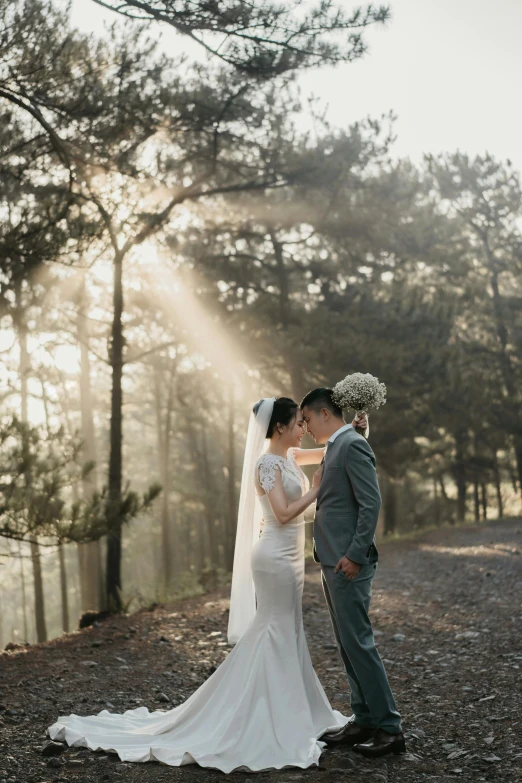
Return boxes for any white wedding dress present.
[48,449,348,772]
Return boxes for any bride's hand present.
[312,465,323,491]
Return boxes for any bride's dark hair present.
[253,397,299,438]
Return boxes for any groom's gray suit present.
[313,423,401,733]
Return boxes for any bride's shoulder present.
[256,453,285,494]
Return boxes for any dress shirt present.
[320,423,353,464]
[327,423,353,445]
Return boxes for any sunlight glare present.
[140,254,254,401]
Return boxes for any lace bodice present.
[254,449,309,528]
[256,449,306,493]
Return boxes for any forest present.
[1,0,521,648]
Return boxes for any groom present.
[300,388,405,758]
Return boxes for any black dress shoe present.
[353,729,406,757]
[321,717,376,747]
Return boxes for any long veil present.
[227,397,275,644]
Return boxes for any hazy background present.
[1,0,521,648]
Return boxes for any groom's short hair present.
[300,388,344,419]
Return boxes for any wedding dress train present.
[48,449,348,772]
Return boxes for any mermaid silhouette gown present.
[48,449,348,772]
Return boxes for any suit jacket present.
[313,428,380,566]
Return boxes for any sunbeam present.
[138,244,256,401]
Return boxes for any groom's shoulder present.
[341,428,375,456]
[335,427,358,451]
[338,427,359,445]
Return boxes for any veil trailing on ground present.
[227,397,275,644]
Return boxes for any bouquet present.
[332,373,387,437]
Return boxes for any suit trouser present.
[321,563,402,734]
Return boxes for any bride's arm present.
[259,466,322,526]
[293,447,325,466]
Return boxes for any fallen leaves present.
[0,519,520,783]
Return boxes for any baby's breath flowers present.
[332,373,387,424]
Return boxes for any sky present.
[67,0,522,172]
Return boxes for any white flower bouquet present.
[332,372,387,437]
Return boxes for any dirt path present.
[1,518,521,783]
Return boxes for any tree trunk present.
[513,441,522,500]
[19,543,29,642]
[77,285,104,610]
[439,475,449,501]
[29,539,47,642]
[485,256,522,495]
[106,253,124,611]
[507,440,519,494]
[289,364,307,404]
[200,429,218,563]
[153,357,175,588]
[225,383,237,572]
[197,512,207,567]
[480,483,487,520]
[60,367,102,613]
[41,381,71,634]
[473,478,480,522]
[182,513,192,571]
[58,543,69,633]
[438,475,452,524]
[268,228,305,401]
[454,429,467,522]
[493,452,504,518]
[13,277,47,642]
[433,478,440,526]
[180,404,207,570]
[383,476,397,535]
[269,229,290,328]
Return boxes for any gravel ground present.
[1,517,521,783]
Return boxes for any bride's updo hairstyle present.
[253,397,299,438]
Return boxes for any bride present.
[48,396,367,773]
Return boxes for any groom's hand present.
[334,556,361,580]
[352,412,368,433]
